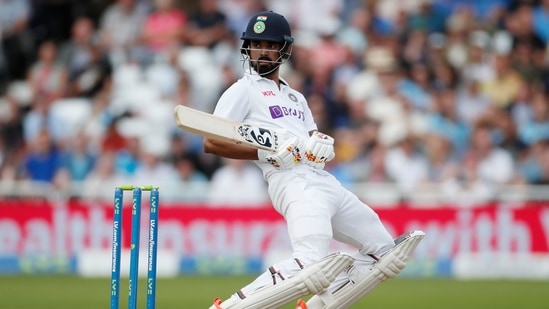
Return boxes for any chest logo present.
[288,93,297,102]
[269,105,305,121]
[262,90,276,96]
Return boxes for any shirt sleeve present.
[213,79,250,122]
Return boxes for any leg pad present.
[308,230,425,309]
[220,253,354,309]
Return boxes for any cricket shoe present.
[295,299,307,309]
[209,296,242,309]
[212,297,223,309]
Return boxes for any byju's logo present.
[269,106,284,118]
[269,105,305,121]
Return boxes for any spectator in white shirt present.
[470,123,515,185]
[384,134,429,198]
[207,158,269,207]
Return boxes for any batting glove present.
[258,129,305,170]
[304,131,335,169]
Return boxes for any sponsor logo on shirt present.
[269,105,305,121]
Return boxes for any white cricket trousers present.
[233,166,394,298]
[268,166,394,264]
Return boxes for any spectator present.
[266,0,343,35]
[384,135,429,198]
[306,93,333,134]
[173,152,208,183]
[82,152,127,200]
[517,91,549,145]
[480,52,525,110]
[532,0,549,43]
[440,150,493,205]
[335,7,369,58]
[114,136,141,177]
[20,128,62,183]
[444,8,475,70]
[510,82,534,127]
[397,61,434,111]
[327,126,373,185]
[427,88,471,157]
[406,0,446,34]
[469,123,515,185]
[101,117,128,153]
[431,59,459,91]
[364,144,391,183]
[186,0,228,49]
[493,109,528,158]
[132,145,179,188]
[220,0,266,38]
[26,40,67,103]
[140,0,187,60]
[517,140,547,184]
[0,93,25,158]
[401,29,429,66]
[58,17,99,82]
[510,36,546,83]
[455,79,491,125]
[22,97,64,144]
[58,131,96,182]
[207,158,269,207]
[346,46,403,127]
[307,16,347,81]
[532,144,549,184]
[98,0,150,65]
[0,0,33,86]
[423,133,459,183]
[461,30,495,84]
[165,152,209,201]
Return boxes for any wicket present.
[110,185,160,309]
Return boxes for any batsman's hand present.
[304,131,335,169]
[258,129,304,169]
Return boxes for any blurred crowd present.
[1,0,549,204]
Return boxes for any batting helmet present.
[240,11,294,58]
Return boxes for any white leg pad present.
[308,230,425,309]
[220,253,354,309]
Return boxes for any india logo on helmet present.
[254,16,267,34]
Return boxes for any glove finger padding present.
[258,131,304,170]
[305,132,335,168]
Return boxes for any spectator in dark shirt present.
[186,0,228,48]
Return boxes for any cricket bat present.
[173,105,278,152]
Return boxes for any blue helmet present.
[240,11,294,58]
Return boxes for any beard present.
[252,57,279,76]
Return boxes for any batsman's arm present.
[205,132,304,170]
[204,137,260,160]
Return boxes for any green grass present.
[1,276,548,309]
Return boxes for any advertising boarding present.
[0,200,548,279]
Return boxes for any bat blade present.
[173,105,278,152]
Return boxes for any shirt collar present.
[245,69,288,87]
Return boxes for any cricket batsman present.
[202,10,425,309]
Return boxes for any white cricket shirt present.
[213,72,317,178]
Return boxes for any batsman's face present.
[249,40,283,75]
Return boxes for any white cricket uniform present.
[213,72,394,296]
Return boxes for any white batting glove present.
[304,131,335,169]
[258,129,304,169]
